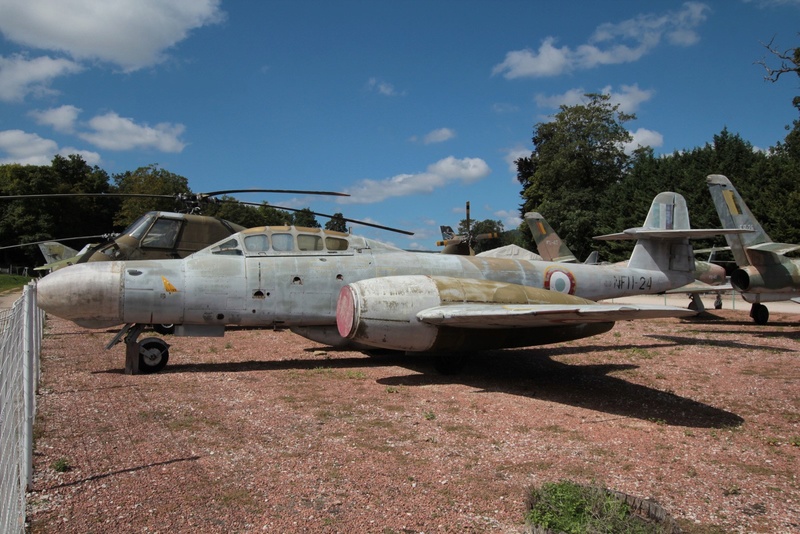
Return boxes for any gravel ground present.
[26,309,800,533]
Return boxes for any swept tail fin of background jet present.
[523,212,578,263]
[706,174,775,266]
[37,241,78,265]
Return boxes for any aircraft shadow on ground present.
[646,334,797,351]
[151,341,742,429]
[377,349,743,430]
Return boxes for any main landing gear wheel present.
[750,303,769,325]
[153,324,175,335]
[138,337,170,374]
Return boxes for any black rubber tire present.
[751,304,769,325]
[139,338,170,374]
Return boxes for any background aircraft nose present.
[37,263,123,328]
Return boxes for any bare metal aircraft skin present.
[707,174,800,324]
[36,191,741,372]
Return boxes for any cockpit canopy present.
[203,226,362,257]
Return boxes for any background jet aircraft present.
[707,173,800,324]
[526,211,729,311]
[37,191,740,375]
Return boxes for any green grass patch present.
[526,480,676,533]
[0,274,32,291]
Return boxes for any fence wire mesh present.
[0,284,43,534]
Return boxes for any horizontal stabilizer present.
[417,303,696,329]
[595,228,751,241]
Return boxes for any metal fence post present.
[22,284,35,492]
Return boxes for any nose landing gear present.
[106,324,171,374]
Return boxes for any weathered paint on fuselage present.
[101,229,688,326]
[37,226,693,330]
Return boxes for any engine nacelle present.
[336,275,610,353]
[337,275,443,352]
[731,265,795,292]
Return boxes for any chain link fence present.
[0,284,43,534]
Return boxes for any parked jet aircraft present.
[707,174,800,324]
[525,212,729,311]
[36,192,744,374]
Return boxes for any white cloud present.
[622,127,664,154]
[30,104,81,133]
[0,0,225,72]
[535,84,655,114]
[340,156,491,204]
[367,77,404,97]
[0,129,100,165]
[535,88,588,109]
[0,54,83,102]
[493,3,710,79]
[503,145,530,176]
[602,84,655,113]
[422,128,456,144]
[494,209,522,229]
[78,112,186,152]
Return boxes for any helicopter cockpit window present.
[141,219,182,248]
[271,233,294,252]
[297,234,323,251]
[127,214,157,240]
[211,238,242,256]
[243,234,269,252]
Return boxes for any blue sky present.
[0,1,798,249]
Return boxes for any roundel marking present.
[544,268,576,295]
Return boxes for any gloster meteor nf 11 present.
[37,192,744,374]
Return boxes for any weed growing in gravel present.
[51,457,71,473]
[344,370,366,380]
[722,485,742,496]
[628,347,654,360]
[424,411,436,421]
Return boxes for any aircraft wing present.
[416,303,696,329]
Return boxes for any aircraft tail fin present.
[706,174,773,266]
[439,225,457,241]
[523,212,578,263]
[37,241,78,265]
[583,250,599,265]
[595,191,744,274]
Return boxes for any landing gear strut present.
[750,303,769,325]
[106,324,171,374]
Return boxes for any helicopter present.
[436,201,502,255]
[1,188,413,269]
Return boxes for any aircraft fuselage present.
[37,227,692,331]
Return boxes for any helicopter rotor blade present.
[0,234,115,250]
[235,200,414,236]
[201,189,349,198]
[0,193,171,200]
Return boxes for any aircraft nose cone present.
[37,262,123,328]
